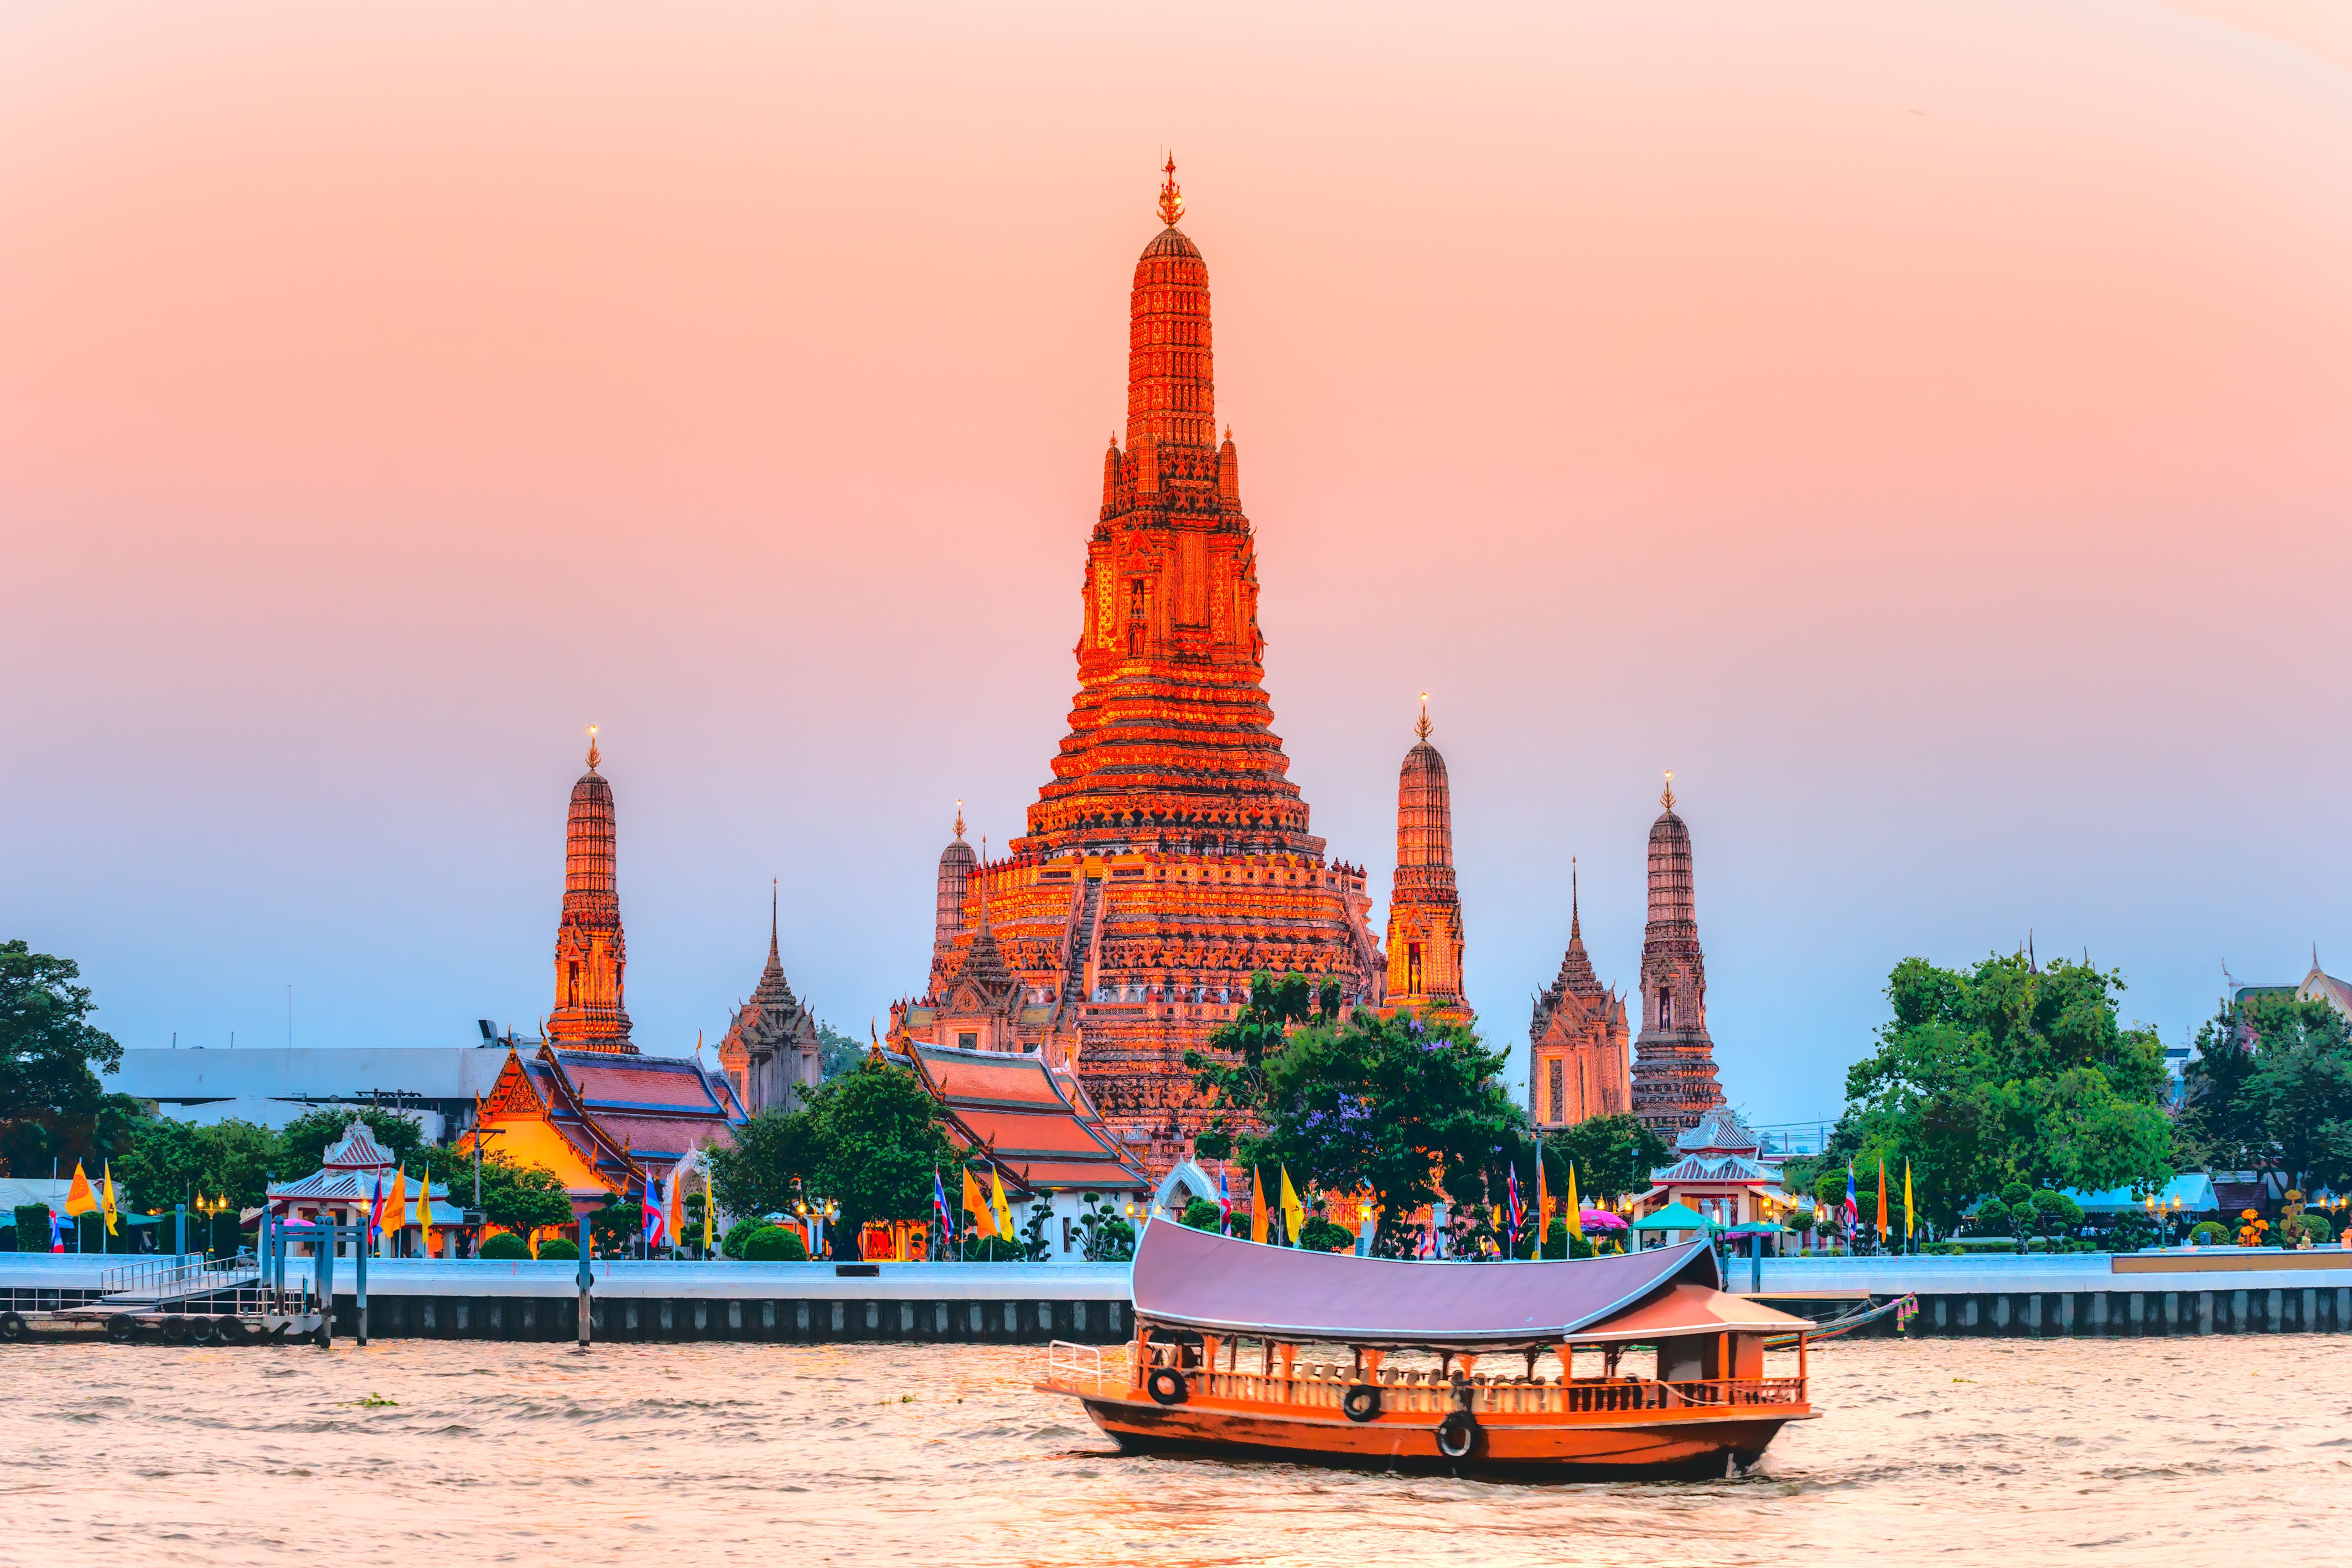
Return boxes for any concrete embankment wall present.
[1752,1250,2352,1336]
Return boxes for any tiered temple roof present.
[473,1042,744,1196]
[717,882,822,1113]
[904,1041,1149,1196]
[1529,860,1630,1126]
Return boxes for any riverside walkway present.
[4,1247,2345,1344]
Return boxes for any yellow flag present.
[101,1162,120,1237]
[64,1160,97,1217]
[1250,1168,1268,1244]
[962,1168,989,1233]
[1565,1165,1584,1242]
[1279,1166,1304,1245]
[1904,1160,1914,1242]
[990,1165,1015,1242]
[418,1172,437,1256]
[384,1167,407,1255]
[704,1169,716,1253]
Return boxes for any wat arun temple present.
[884,163,1728,1174]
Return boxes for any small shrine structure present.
[260,1118,470,1257]
[1631,1106,1793,1244]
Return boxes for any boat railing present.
[1045,1338,1132,1392]
[1143,1353,1807,1418]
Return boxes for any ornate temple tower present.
[898,162,1382,1175]
[1381,698,1469,1021]
[717,881,821,1113]
[1529,861,1630,1127]
[548,728,635,1054]
[928,803,978,1000]
[1629,774,1724,1133]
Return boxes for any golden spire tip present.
[586,724,600,771]
[954,799,966,840]
[1158,154,1184,227]
[1415,693,1431,743]
[1661,769,1675,811]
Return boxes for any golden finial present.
[954,799,966,840]
[1157,154,1184,227]
[585,724,600,772]
[1661,770,1676,811]
[1415,693,1431,743]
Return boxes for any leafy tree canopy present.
[1828,950,2173,1227]
[1540,1114,1671,1201]
[2180,994,2352,1194]
[1188,973,1527,1257]
[0,941,143,1176]
[705,1055,955,1255]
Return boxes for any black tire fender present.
[159,1315,189,1344]
[188,1317,220,1346]
[1146,1366,1188,1406]
[1342,1384,1382,1423]
[105,1314,138,1344]
[0,1311,27,1342]
[217,1316,251,1346]
[1436,1409,1480,1460]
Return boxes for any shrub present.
[14,1204,51,1252]
[1970,1198,2010,1236]
[741,1225,809,1262]
[1297,1217,1355,1253]
[2190,1221,2228,1245]
[477,1232,530,1260]
[962,1233,1027,1261]
[537,1237,579,1260]
[1180,1198,1224,1232]
[720,1217,776,1260]
[2297,1213,2334,1244]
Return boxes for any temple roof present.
[907,1041,1148,1195]
[1675,1104,1764,1156]
[1141,226,1200,262]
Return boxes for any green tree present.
[1541,1114,1671,1200]
[115,1117,277,1213]
[1189,974,1526,1258]
[1075,1195,1136,1263]
[274,1105,427,1177]
[815,1022,865,1082]
[1179,1197,1223,1231]
[2184,995,2352,1194]
[706,1056,955,1256]
[1835,951,2173,1226]
[706,1105,825,1221]
[0,941,144,1175]
[473,1155,574,1238]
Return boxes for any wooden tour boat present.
[1038,1220,1820,1479]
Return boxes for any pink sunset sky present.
[4,2,2348,1128]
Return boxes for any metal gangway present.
[95,1252,262,1309]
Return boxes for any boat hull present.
[1060,1392,1807,1481]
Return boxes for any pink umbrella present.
[1578,1209,1628,1232]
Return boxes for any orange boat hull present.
[1053,1390,1810,1479]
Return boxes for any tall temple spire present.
[548,729,634,1053]
[1630,778,1723,1133]
[1531,847,1626,1126]
[930,802,978,1000]
[1382,697,1468,1019]
[1123,159,1216,453]
[1570,856,1581,938]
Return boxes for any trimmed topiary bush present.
[1297,1217,1355,1253]
[2189,1221,2228,1245]
[1180,1198,1224,1232]
[478,1232,530,1260]
[2297,1213,2334,1244]
[537,1237,579,1260]
[741,1225,809,1262]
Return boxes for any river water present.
[3,1335,2338,1566]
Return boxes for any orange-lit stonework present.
[548,730,634,1053]
[1378,701,1469,1024]
[1529,863,1631,1126]
[893,164,1382,1176]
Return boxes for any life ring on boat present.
[1146,1367,1189,1406]
[1435,1410,1480,1460]
[1341,1384,1382,1422]
[0,1311,27,1342]
[105,1314,138,1344]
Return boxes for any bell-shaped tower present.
[548,728,635,1054]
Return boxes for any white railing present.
[1045,1339,1130,1390]
[99,1252,258,1305]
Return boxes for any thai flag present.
[642,1176,669,1250]
[1217,1167,1234,1234]
[367,1173,387,1246]
[1507,1165,1525,1244]
[931,1170,952,1229]
[1841,1161,1859,1233]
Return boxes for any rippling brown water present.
[4,1335,2341,1566]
